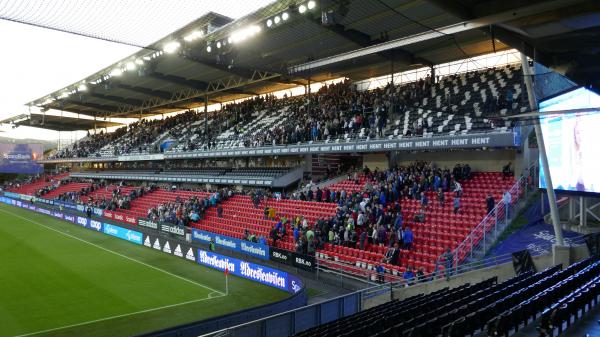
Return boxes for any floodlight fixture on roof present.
[307,0,316,10]
[184,30,204,42]
[135,59,144,65]
[274,15,281,24]
[298,4,307,13]
[282,12,289,21]
[266,18,273,27]
[110,68,123,77]
[78,84,88,92]
[126,62,136,71]
[163,41,181,54]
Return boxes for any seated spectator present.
[403,266,415,285]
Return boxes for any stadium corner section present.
[0,193,307,337]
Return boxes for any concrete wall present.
[392,149,517,172]
[363,153,389,171]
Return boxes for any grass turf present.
[0,203,288,337]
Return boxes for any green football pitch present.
[0,203,288,337]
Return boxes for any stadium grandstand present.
[1,0,600,336]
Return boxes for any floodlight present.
[43,98,53,105]
[266,19,273,27]
[228,37,233,43]
[163,41,181,54]
[126,62,136,71]
[307,0,316,9]
[143,56,152,61]
[206,45,212,53]
[299,4,307,13]
[282,12,289,21]
[217,41,222,48]
[78,84,88,91]
[110,68,123,77]
[135,59,144,65]
[59,92,69,99]
[274,16,281,24]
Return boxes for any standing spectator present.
[216,204,223,218]
[359,230,367,250]
[453,196,461,214]
[264,206,269,220]
[437,188,445,206]
[441,248,454,280]
[403,226,414,250]
[503,190,512,218]
[503,162,512,180]
[486,193,495,214]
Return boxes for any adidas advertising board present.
[160,223,185,237]
[137,218,158,230]
[143,234,195,262]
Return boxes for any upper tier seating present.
[51,64,525,159]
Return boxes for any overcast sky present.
[0,0,273,141]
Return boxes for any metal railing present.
[447,170,537,274]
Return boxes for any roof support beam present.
[63,101,120,113]
[111,83,173,100]
[87,92,145,106]
[289,0,585,74]
[309,18,432,67]
[425,0,474,20]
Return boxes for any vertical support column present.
[390,49,394,86]
[580,196,587,227]
[569,197,575,220]
[307,77,311,115]
[204,94,208,141]
[520,53,564,246]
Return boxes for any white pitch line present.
[0,206,225,296]
[14,293,227,337]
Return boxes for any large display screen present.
[539,87,600,194]
[0,143,43,174]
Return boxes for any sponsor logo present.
[192,230,211,242]
[198,250,236,273]
[125,216,136,224]
[103,211,113,219]
[38,208,51,215]
[64,215,75,223]
[89,220,102,231]
[76,216,88,226]
[138,219,158,230]
[240,261,286,288]
[215,236,237,249]
[174,244,183,257]
[114,213,124,221]
[144,236,151,247]
[240,241,267,257]
[153,238,161,250]
[272,251,289,261]
[52,211,63,219]
[185,248,195,261]
[103,224,143,245]
[295,256,313,268]
[161,224,185,236]
[291,280,302,293]
[162,241,172,254]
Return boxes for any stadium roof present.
[0,114,123,131]
[27,0,600,129]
